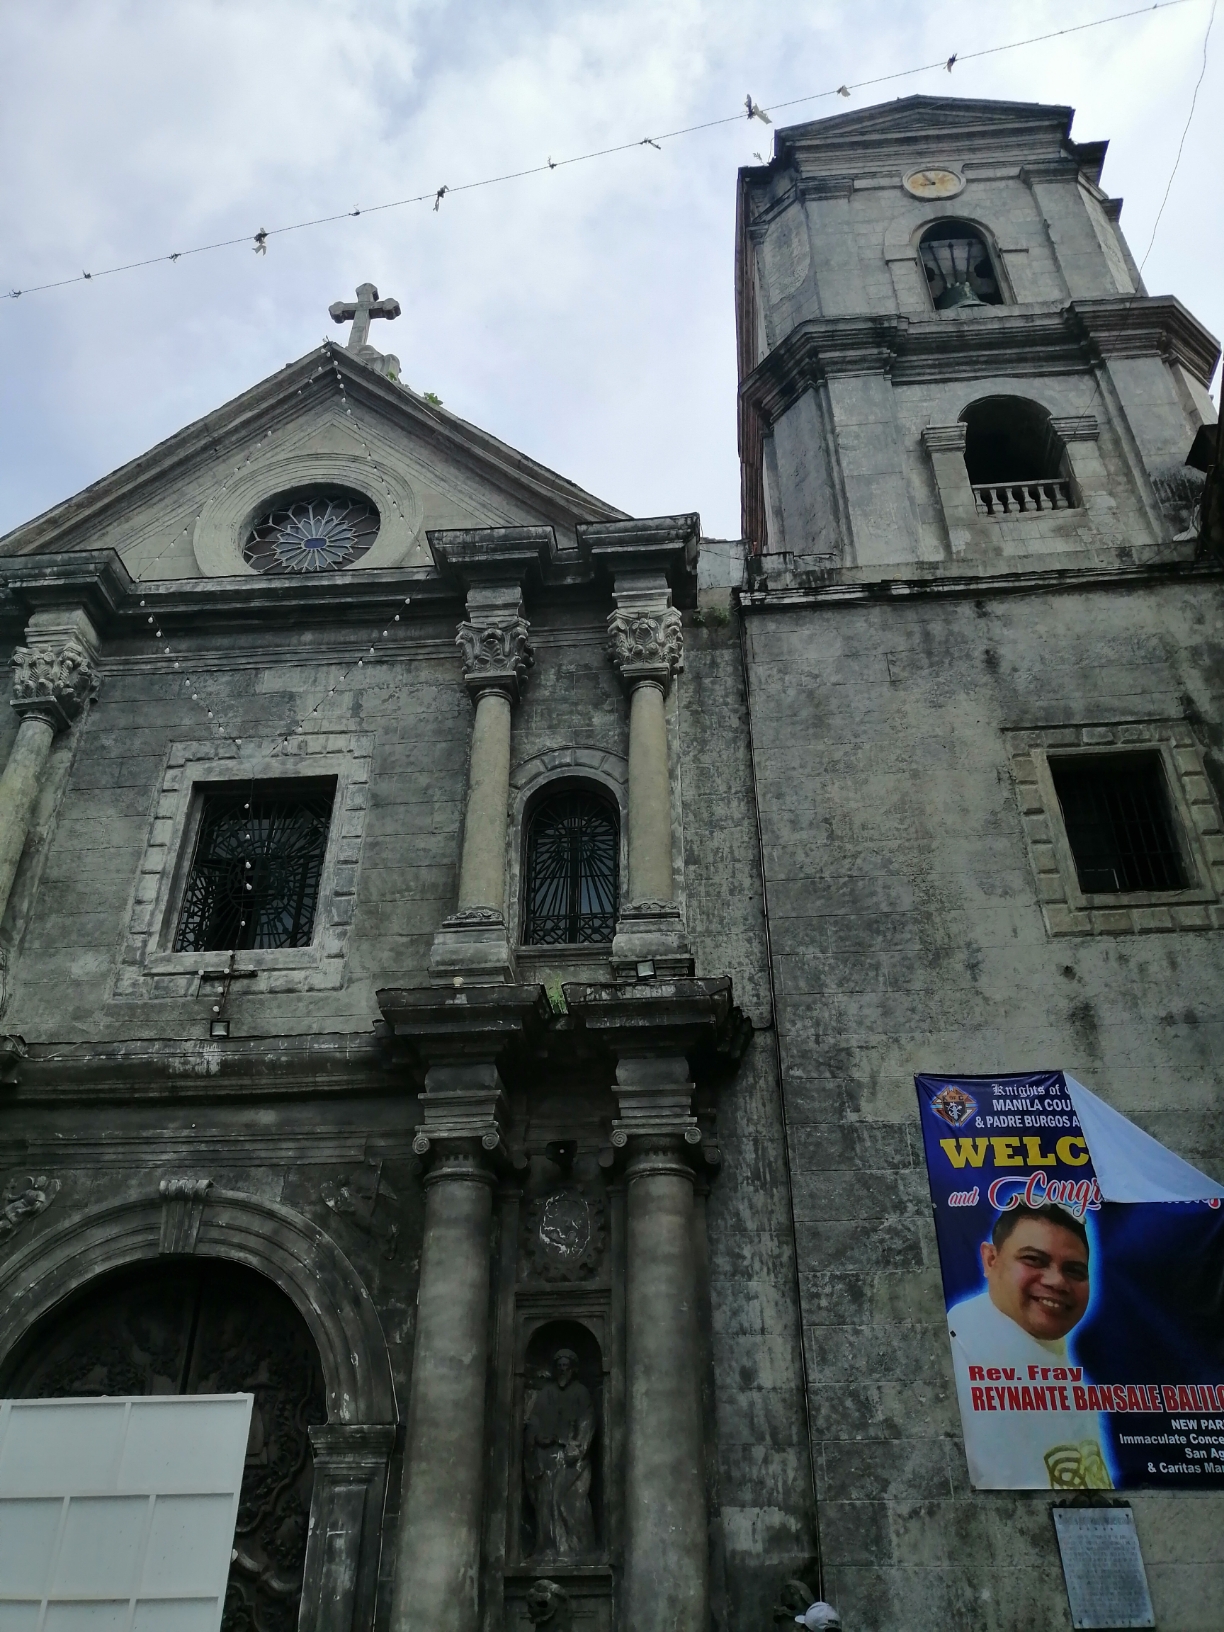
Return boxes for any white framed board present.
[0,1394,253,1632]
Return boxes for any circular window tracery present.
[243,489,380,574]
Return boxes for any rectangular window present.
[173,779,336,953]
[1050,754,1186,894]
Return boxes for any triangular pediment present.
[0,345,628,580]
[772,94,1099,181]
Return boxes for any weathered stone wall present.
[682,613,816,1628]
[0,571,815,1630]
[743,577,1224,1632]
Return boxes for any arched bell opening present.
[1,1258,326,1632]
[919,220,1006,310]
[959,396,1076,517]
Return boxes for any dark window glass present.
[1051,755,1186,894]
[523,790,619,945]
[174,779,335,952]
[962,396,1062,485]
[919,222,1004,310]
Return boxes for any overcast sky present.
[1,0,1220,543]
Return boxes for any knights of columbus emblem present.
[930,1085,978,1127]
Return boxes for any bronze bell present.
[935,278,985,311]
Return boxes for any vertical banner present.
[915,1072,1224,1490]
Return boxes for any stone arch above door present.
[2,1256,328,1632]
[0,1186,397,1426]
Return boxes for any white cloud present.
[1,0,1219,540]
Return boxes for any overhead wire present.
[14,0,1217,864]
[2,0,1207,303]
[1065,0,1216,427]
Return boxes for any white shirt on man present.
[948,1289,1106,1489]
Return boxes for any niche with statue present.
[496,1143,620,1632]
[520,1320,605,1563]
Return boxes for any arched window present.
[960,397,1075,516]
[919,221,1004,310]
[523,788,619,945]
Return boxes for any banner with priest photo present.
[914,1070,1224,1491]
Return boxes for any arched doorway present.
[1,1258,326,1632]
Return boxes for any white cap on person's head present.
[795,1605,841,1630]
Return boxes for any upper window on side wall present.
[174,779,336,952]
[919,222,1004,311]
[523,788,619,946]
[1050,755,1187,895]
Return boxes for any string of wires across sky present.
[3,0,1210,304]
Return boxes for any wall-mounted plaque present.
[1052,1507,1155,1629]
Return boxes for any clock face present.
[903,167,965,200]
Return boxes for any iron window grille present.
[1051,754,1187,894]
[523,790,619,945]
[243,490,379,574]
[174,779,336,953]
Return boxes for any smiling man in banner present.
[949,1201,1111,1489]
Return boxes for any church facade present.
[0,96,1219,1632]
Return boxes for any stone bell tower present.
[733,95,1223,1632]
[736,95,1218,580]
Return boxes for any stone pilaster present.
[300,1423,396,1632]
[0,611,99,929]
[429,585,533,985]
[921,422,977,554]
[1049,413,1118,526]
[606,574,692,980]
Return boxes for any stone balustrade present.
[972,477,1076,517]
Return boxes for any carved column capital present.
[606,604,684,693]
[610,1055,700,1146]
[456,614,533,702]
[11,638,98,731]
[411,1059,511,1172]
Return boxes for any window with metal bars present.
[522,789,619,946]
[173,779,336,953]
[1050,754,1187,894]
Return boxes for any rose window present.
[243,490,379,574]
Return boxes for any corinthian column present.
[606,574,691,979]
[0,619,98,927]
[429,585,532,985]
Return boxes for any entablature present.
[739,296,1221,423]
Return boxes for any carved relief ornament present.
[522,1187,607,1281]
[456,615,534,700]
[11,640,98,730]
[606,605,684,688]
[321,1157,400,1260]
[0,1172,61,1248]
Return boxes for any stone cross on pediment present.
[329,282,401,352]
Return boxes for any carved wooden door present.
[2,1260,326,1632]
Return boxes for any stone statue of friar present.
[524,1347,596,1558]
